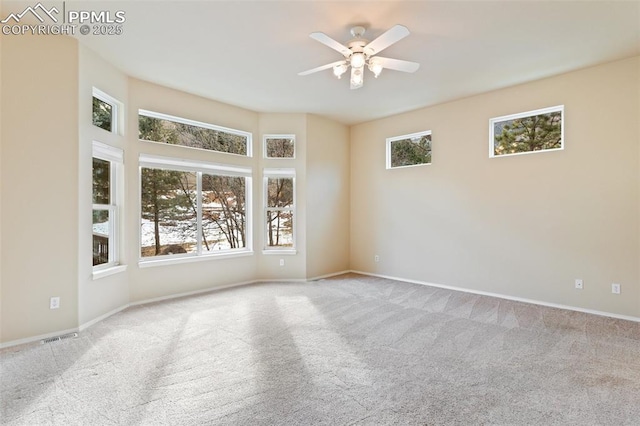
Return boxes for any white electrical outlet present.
[50,297,60,310]
[279,259,285,267]
[374,255,380,262]
[575,279,583,289]
[612,283,621,294]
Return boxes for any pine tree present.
[391,135,431,167]
[494,112,561,155]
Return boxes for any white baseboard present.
[307,270,352,282]
[129,279,259,307]
[255,278,306,283]
[255,269,352,283]
[79,304,131,332]
[350,270,640,323]
[0,326,80,350]
[10,269,627,350]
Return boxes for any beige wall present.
[258,113,308,280]
[351,57,640,318]
[306,114,350,279]
[0,12,4,344]
[77,44,130,326]
[127,79,260,303]
[1,36,80,342]
[2,33,636,346]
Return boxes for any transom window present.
[139,110,252,156]
[92,88,120,133]
[490,105,564,157]
[386,130,432,169]
[139,155,252,261]
[264,134,295,158]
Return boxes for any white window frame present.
[263,168,296,253]
[138,110,253,157]
[138,154,253,267]
[489,105,564,158]
[92,141,123,273]
[92,88,122,135]
[386,130,432,169]
[263,134,296,159]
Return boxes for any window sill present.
[139,250,254,268]
[262,249,297,255]
[92,264,127,280]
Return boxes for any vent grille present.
[41,332,78,344]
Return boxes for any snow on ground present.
[94,217,291,251]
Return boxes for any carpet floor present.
[1,273,640,425]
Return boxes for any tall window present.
[264,169,295,250]
[138,110,252,156]
[139,155,251,260]
[92,142,123,268]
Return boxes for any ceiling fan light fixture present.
[350,52,366,69]
[333,62,348,79]
[368,59,383,78]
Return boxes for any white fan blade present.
[364,25,410,56]
[309,32,351,57]
[298,60,346,76]
[374,56,420,73]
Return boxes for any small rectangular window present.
[92,142,123,269]
[93,98,112,131]
[92,88,121,134]
[490,105,564,158]
[264,170,295,250]
[264,135,295,158]
[139,110,251,156]
[386,131,432,169]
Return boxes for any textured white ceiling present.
[71,0,640,124]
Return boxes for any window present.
[92,88,120,133]
[92,142,123,269]
[139,155,251,261]
[386,130,432,169]
[264,169,295,250]
[264,134,295,158]
[490,105,564,157]
[138,110,252,156]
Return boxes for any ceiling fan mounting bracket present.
[350,26,366,38]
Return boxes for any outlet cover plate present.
[612,283,621,294]
[575,279,583,289]
[50,297,60,309]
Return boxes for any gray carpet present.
[2,273,640,425]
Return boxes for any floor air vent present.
[41,332,78,344]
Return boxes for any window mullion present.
[108,205,116,264]
[196,172,203,255]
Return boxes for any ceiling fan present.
[299,24,420,90]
